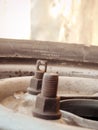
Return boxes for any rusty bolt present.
[27,60,47,95]
[33,73,61,120]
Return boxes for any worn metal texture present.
[0,76,97,130]
[0,62,98,79]
[0,38,98,64]
[0,38,98,79]
[1,76,98,101]
[27,60,47,95]
[33,73,61,120]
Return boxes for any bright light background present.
[0,0,31,39]
[0,0,98,46]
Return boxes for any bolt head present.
[27,78,42,95]
[33,94,61,120]
[30,78,42,90]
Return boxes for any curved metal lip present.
[60,99,98,121]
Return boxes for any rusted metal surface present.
[28,60,47,95]
[41,73,58,97]
[1,76,98,101]
[0,76,97,130]
[0,76,98,130]
[1,62,98,79]
[33,73,61,120]
[0,38,98,64]
[36,60,47,73]
[0,38,98,129]
[0,38,98,79]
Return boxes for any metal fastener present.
[33,73,61,120]
[27,60,47,95]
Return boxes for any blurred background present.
[0,0,98,45]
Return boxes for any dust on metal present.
[27,60,47,95]
[33,73,61,120]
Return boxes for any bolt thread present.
[41,73,58,98]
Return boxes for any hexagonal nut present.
[35,94,60,113]
[35,94,46,112]
[33,94,61,119]
[30,77,42,90]
[44,97,60,113]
